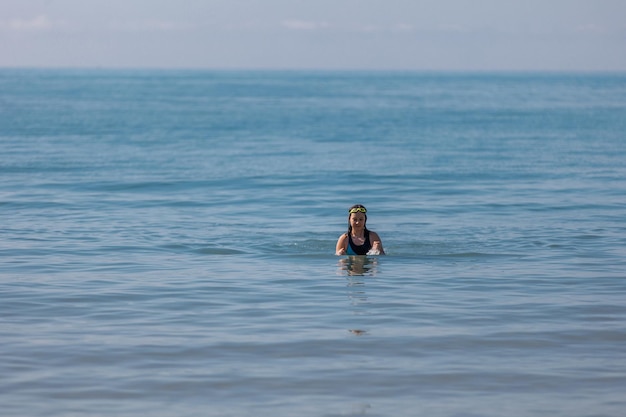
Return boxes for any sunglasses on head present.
[349,207,367,213]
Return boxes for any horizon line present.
[2,65,625,75]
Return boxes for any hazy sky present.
[1,0,625,70]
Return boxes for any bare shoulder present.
[369,231,382,241]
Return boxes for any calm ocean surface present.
[1,69,626,417]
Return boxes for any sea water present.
[1,69,625,417]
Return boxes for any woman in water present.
[335,204,385,255]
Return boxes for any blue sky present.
[1,0,625,70]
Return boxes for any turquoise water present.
[1,69,626,416]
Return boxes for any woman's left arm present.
[370,231,385,255]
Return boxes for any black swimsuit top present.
[347,230,372,255]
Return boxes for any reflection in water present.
[337,256,379,277]
[338,256,379,337]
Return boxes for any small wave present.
[194,247,246,255]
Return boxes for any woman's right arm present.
[335,234,348,255]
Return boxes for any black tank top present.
[348,230,371,255]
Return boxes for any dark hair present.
[347,204,369,235]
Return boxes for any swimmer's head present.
[347,204,368,231]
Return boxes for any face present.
[349,213,366,229]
